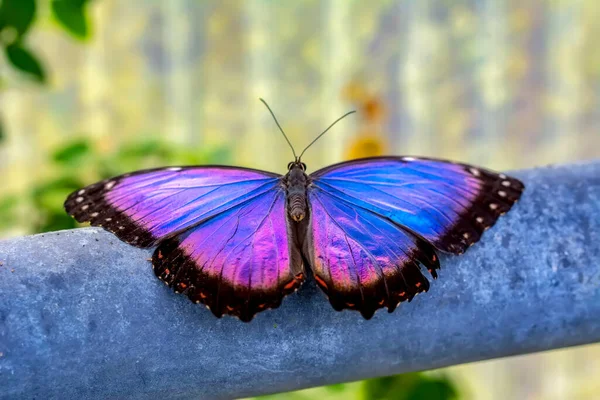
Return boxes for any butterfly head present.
[287,160,307,171]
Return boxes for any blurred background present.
[0,0,599,399]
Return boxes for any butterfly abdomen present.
[285,165,309,222]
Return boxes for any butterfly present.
[64,99,524,322]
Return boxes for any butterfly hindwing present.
[305,187,439,319]
[64,166,281,247]
[152,187,305,322]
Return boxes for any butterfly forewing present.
[64,166,281,247]
[310,157,524,254]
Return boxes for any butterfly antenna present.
[259,98,298,160]
[298,110,356,159]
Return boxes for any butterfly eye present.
[301,163,307,171]
[287,162,294,170]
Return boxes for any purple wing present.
[305,156,524,318]
[65,166,281,247]
[152,187,305,322]
[65,166,305,321]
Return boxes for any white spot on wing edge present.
[499,173,507,179]
[91,212,99,217]
[489,203,498,210]
[168,167,182,171]
[402,157,417,161]
[469,167,481,177]
[82,205,89,211]
[498,190,507,197]
[78,189,85,195]
[105,181,116,190]
[76,197,84,203]
[502,180,511,187]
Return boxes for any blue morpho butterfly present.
[65,99,524,322]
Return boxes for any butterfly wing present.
[305,156,524,318]
[64,166,282,247]
[65,166,304,321]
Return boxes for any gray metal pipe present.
[1,160,599,399]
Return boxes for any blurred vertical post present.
[164,0,197,146]
[399,0,434,156]
[243,0,276,171]
[82,0,110,143]
[321,0,352,164]
[475,0,509,168]
[545,2,583,164]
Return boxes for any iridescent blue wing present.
[65,166,305,321]
[65,166,282,247]
[305,156,524,318]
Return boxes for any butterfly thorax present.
[284,163,309,222]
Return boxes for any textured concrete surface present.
[1,161,599,400]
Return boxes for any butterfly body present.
[65,156,524,322]
[284,161,310,223]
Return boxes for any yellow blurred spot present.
[342,82,368,102]
[363,98,386,123]
[345,135,387,160]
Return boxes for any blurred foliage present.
[362,373,458,400]
[0,0,93,137]
[50,0,92,39]
[0,137,230,235]
[0,0,44,82]
[254,372,458,400]
[4,42,45,82]
[0,0,92,79]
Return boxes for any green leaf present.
[0,0,36,37]
[404,379,458,400]
[5,43,46,82]
[51,0,91,39]
[52,139,92,165]
[362,373,459,400]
